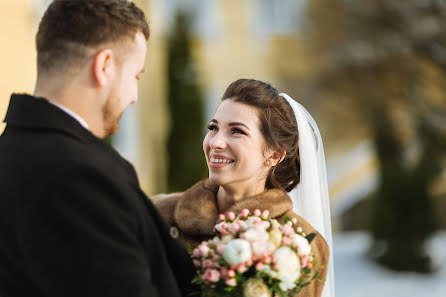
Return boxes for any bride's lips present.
[208,154,235,169]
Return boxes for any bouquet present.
[191,209,320,297]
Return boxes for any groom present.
[0,1,196,296]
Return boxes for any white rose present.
[238,220,249,231]
[222,239,252,266]
[246,216,262,227]
[243,278,271,297]
[291,234,312,256]
[279,281,297,291]
[242,228,269,243]
[214,222,226,233]
[221,235,234,244]
[252,241,276,257]
[273,246,301,284]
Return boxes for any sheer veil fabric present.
[280,93,335,297]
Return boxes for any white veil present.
[280,93,335,297]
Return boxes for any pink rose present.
[219,214,226,221]
[204,259,213,268]
[193,248,201,258]
[282,225,295,236]
[229,223,240,234]
[198,244,210,257]
[205,269,220,283]
[255,262,264,271]
[241,208,250,217]
[220,266,228,277]
[253,209,261,216]
[217,243,225,255]
[282,236,293,246]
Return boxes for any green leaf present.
[305,232,317,243]
[283,216,291,224]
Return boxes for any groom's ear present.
[92,49,113,87]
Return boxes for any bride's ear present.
[270,151,286,166]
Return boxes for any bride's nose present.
[209,132,226,150]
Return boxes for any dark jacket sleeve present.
[20,165,163,297]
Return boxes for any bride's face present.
[203,99,271,190]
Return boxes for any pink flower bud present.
[306,263,313,269]
[219,214,226,221]
[227,270,235,277]
[204,259,213,268]
[274,263,279,270]
[227,212,236,221]
[261,210,270,220]
[225,278,237,287]
[246,260,253,266]
[241,208,250,217]
[255,262,264,271]
[221,229,227,236]
[254,209,261,216]
[237,263,247,273]
[221,222,228,229]
[264,256,272,263]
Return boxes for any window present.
[249,0,306,37]
[156,0,221,39]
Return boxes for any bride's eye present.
[207,124,218,131]
[232,128,246,135]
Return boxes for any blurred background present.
[1,0,445,296]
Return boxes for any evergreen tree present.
[166,13,207,192]
[300,0,446,272]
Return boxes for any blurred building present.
[2,0,443,230]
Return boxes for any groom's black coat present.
[0,94,196,297]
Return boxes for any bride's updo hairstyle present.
[221,79,300,192]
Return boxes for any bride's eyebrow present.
[229,122,250,130]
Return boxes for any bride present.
[152,78,335,297]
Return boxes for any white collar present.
[49,101,89,130]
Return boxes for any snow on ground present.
[333,232,446,297]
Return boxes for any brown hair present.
[36,0,149,75]
[221,79,300,192]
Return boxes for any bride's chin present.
[208,174,226,186]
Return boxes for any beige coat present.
[151,179,329,297]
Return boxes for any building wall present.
[0,0,37,133]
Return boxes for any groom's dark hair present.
[36,0,149,76]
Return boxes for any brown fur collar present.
[174,179,293,236]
